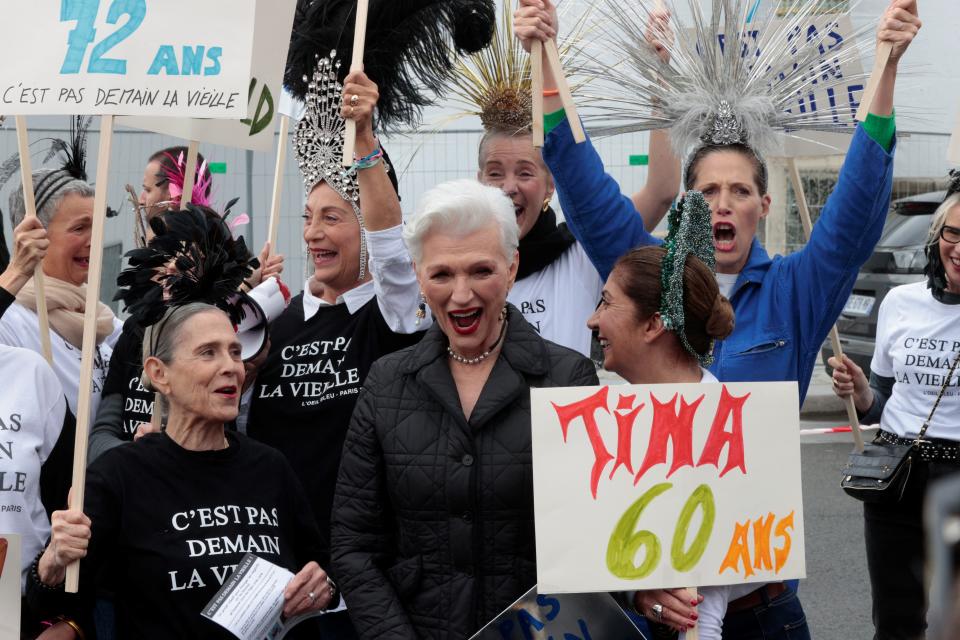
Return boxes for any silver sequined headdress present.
[575,0,875,159]
[294,51,367,282]
[660,191,716,366]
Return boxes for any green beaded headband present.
[659,191,716,367]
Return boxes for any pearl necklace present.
[447,320,508,365]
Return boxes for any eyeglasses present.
[941,225,960,244]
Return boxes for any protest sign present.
[710,15,865,156]
[0,0,255,117]
[949,109,960,165]
[118,0,296,151]
[532,382,805,593]
[470,585,646,640]
[0,535,20,640]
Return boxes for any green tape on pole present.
[208,162,227,174]
[629,155,649,166]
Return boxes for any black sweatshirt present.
[28,430,324,639]
[247,294,422,565]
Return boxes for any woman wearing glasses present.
[829,183,960,638]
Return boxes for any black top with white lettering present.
[101,319,154,436]
[28,430,324,640]
[247,294,422,561]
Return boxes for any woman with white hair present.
[0,162,122,417]
[331,179,598,638]
[829,183,960,638]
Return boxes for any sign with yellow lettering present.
[531,382,804,592]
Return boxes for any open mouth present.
[214,385,238,399]
[448,308,482,335]
[949,256,960,268]
[513,203,525,219]
[713,222,736,252]
[75,257,90,268]
[311,248,338,266]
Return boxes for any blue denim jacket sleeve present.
[542,118,662,281]
[782,124,895,354]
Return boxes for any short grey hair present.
[141,303,226,392]
[403,179,519,264]
[927,193,960,247]
[8,168,95,228]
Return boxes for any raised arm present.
[343,70,424,332]
[331,368,417,638]
[515,0,661,280]
[787,0,918,353]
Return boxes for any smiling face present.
[478,134,554,240]
[416,225,518,358]
[940,204,960,293]
[586,270,648,380]
[303,182,366,298]
[151,310,245,425]
[689,150,770,274]
[43,192,94,286]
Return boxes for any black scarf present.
[516,206,576,280]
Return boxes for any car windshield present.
[876,212,933,248]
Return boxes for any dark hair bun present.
[705,293,735,340]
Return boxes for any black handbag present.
[841,351,960,503]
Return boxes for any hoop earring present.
[541,198,551,213]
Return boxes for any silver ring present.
[651,603,664,622]
[350,94,360,106]
[307,591,316,602]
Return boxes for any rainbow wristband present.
[350,147,384,173]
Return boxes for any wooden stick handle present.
[531,41,545,148]
[543,39,585,144]
[342,0,370,166]
[855,41,892,122]
[268,115,290,249]
[65,114,115,593]
[787,159,864,452]
[179,140,200,210]
[685,587,698,640]
[14,116,53,365]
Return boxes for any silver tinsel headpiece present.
[294,50,367,282]
[575,0,875,159]
[660,191,716,367]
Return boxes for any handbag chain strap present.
[914,350,960,443]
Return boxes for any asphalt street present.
[799,418,874,639]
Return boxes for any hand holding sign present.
[856,0,920,120]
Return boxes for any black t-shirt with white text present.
[101,320,154,436]
[247,294,422,553]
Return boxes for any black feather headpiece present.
[949,169,960,198]
[285,0,495,127]
[114,203,258,328]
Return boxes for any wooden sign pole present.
[13,116,53,364]
[531,41,545,148]
[787,158,864,453]
[855,41,892,122]
[268,115,290,248]
[543,40,585,144]
[179,140,201,210]
[65,115,115,592]
[342,0,370,166]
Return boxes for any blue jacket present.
[543,120,895,403]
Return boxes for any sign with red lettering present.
[531,382,804,593]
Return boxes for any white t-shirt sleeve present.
[870,292,897,378]
[39,375,68,463]
[680,586,730,640]
[368,225,428,334]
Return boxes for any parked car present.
[820,190,944,374]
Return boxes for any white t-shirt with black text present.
[508,243,603,357]
[0,344,66,592]
[872,281,960,440]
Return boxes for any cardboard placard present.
[118,0,296,151]
[0,0,255,117]
[470,585,646,640]
[532,382,805,593]
[705,15,865,157]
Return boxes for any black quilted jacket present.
[331,306,598,638]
